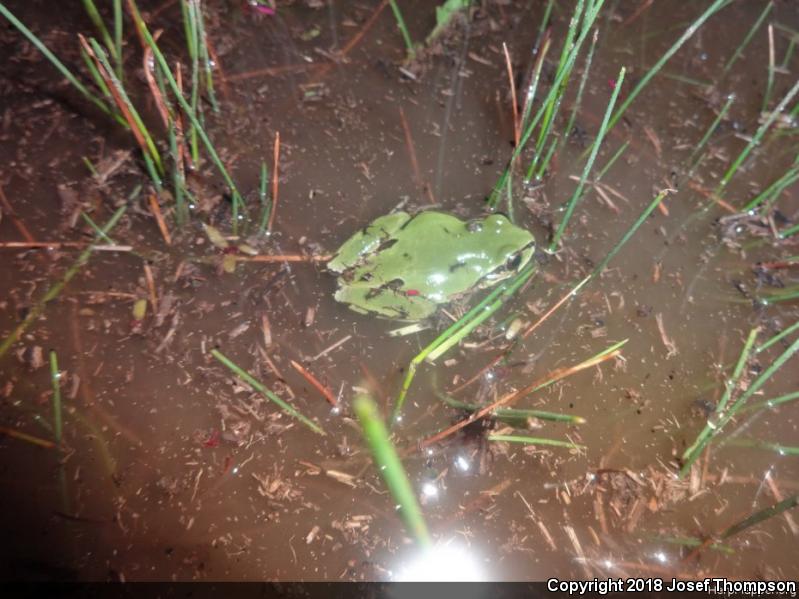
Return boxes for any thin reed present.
[0,205,127,359]
[354,394,430,546]
[49,350,63,445]
[210,349,325,435]
[550,65,625,250]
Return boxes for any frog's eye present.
[506,252,524,271]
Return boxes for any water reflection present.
[391,542,487,582]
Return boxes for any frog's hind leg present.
[334,286,436,321]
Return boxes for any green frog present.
[328,211,535,321]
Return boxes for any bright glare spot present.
[421,482,438,499]
[331,405,341,415]
[392,543,485,582]
[425,448,434,456]
[654,551,668,564]
[603,559,613,569]
[232,466,239,475]
[454,455,471,472]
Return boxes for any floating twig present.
[0,426,56,449]
[267,132,280,233]
[290,360,338,407]
[148,193,172,245]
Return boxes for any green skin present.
[328,211,536,321]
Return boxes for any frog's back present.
[351,211,530,298]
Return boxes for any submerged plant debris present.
[0,0,798,583]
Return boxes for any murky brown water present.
[0,0,798,582]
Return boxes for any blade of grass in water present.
[716,78,799,196]
[779,221,799,239]
[722,0,773,76]
[438,393,586,424]
[181,0,201,165]
[80,46,114,101]
[487,434,585,451]
[425,266,535,361]
[683,94,734,182]
[607,0,729,133]
[194,0,219,113]
[720,495,799,540]
[740,391,799,414]
[680,328,758,478]
[113,0,123,77]
[353,394,430,546]
[594,140,629,181]
[527,0,586,179]
[681,334,799,477]
[489,0,605,208]
[210,349,325,435]
[0,205,127,359]
[388,0,415,60]
[83,36,164,176]
[550,65,625,251]
[539,29,598,180]
[651,536,734,555]
[744,165,799,213]
[82,0,118,64]
[393,265,535,422]
[756,320,799,354]
[0,2,119,122]
[49,351,63,445]
[759,285,799,304]
[126,0,245,232]
[724,438,799,456]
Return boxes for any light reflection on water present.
[391,542,487,582]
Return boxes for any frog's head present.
[478,214,535,285]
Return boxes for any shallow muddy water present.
[0,0,798,582]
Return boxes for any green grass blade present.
[210,349,324,435]
[439,393,585,424]
[756,320,799,354]
[82,0,117,61]
[393,265,535,422]
[716,78,799,195]
[550,65,625,250]
[0,2,117,120]
[354,394,430,546]
[388,0,415,59]
[113,0,123,76]
[0,205,127,359]
[126,0,245,232]
[489,0,605,207]
[426,266,535,362]
[680,328,759,477]
[607,0,729,133]
[682,334,799,477]
[487,434,585,450]
[49,350,63,445]
[720,495,799,540]
[87,37,163,175]
[684,94,734,181]
[722,0,773,76]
